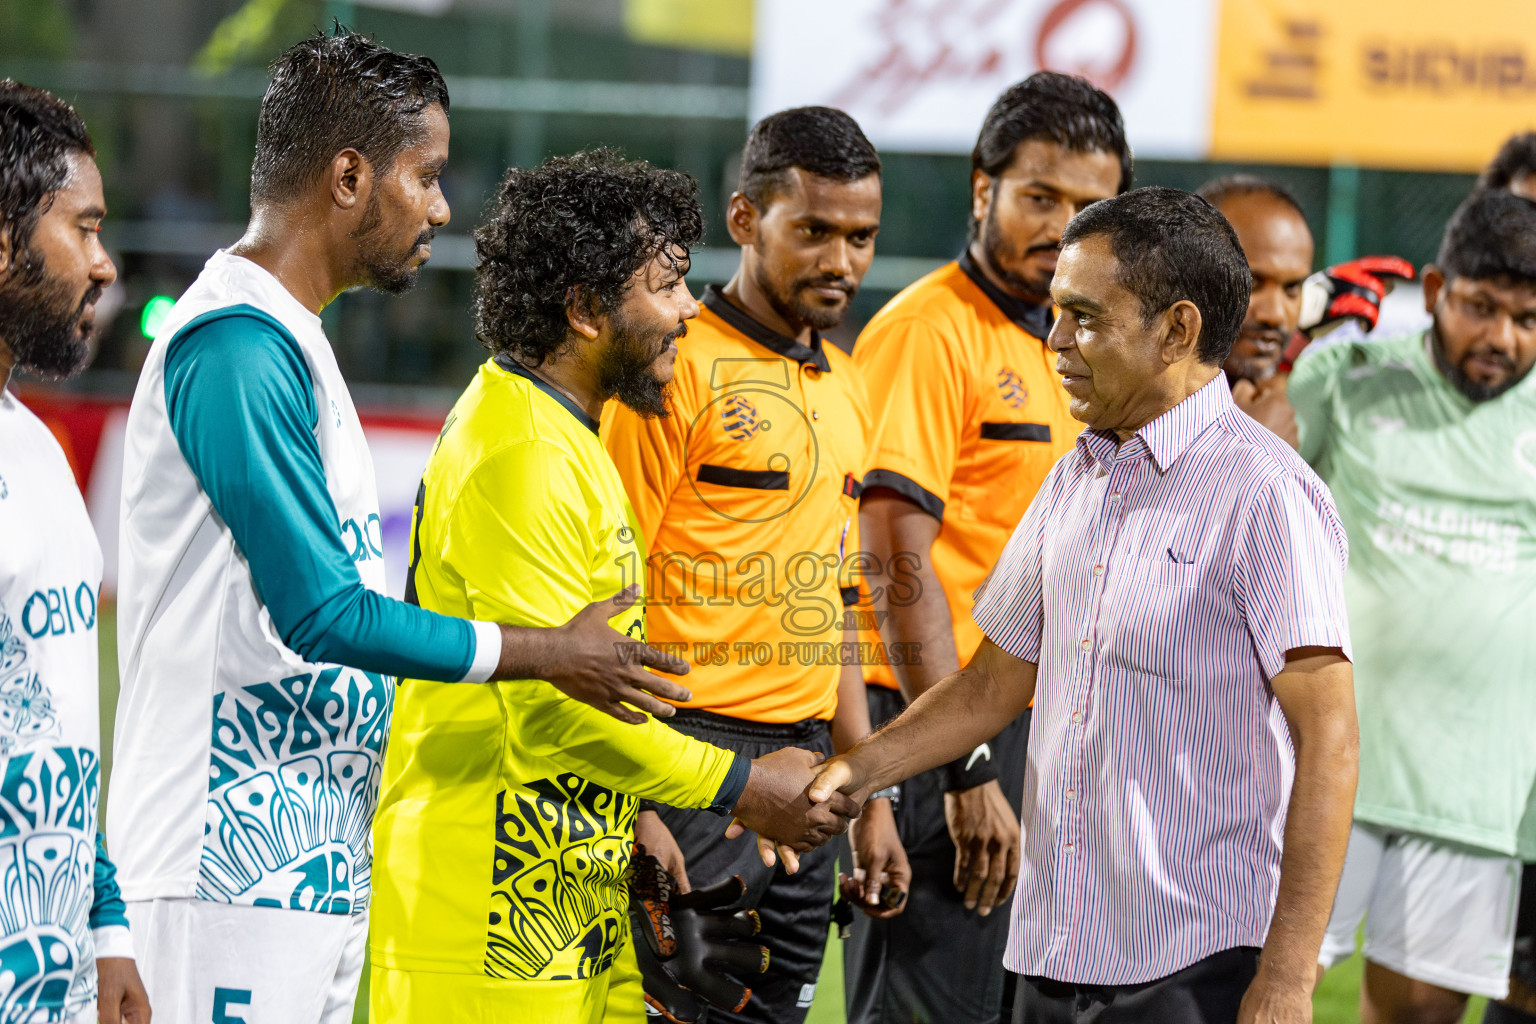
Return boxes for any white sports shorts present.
[1318,822,1522,998]
[126,898,367,1024]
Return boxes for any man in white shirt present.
[0,79,149,1024]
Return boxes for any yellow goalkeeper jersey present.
[370,355,746,983]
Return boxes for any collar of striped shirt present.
[1078,371,1232,475]
[972,366,1350,988]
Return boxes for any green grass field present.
[94,606,1487,1023]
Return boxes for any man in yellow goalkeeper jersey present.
[369,150,857,1023]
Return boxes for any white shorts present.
[1318,822,1522,998]
[126,898,367,1024]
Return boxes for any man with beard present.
[371,148,860,1022]
[1195,177,1314,447]
[110,32,735,1024]
[1295,188,1536,1023]
[601,107,907,1024]
[0,79,150,1024]
[1196,175,1414,449]
[845,73,1128,1024]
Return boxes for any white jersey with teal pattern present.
[0,387,131,1022]
[111,251,497,918]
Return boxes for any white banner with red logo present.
[752,0,1218,160]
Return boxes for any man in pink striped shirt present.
[808,187,1359,1023]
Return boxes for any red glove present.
[1298,256,1415,338]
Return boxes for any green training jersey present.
[1291,331,1536,856]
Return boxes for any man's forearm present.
[830,626,874,755]
[846,641,1035,795]
[878,557,960,702]
[1263,713,1358,983]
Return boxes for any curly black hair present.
[473,148,703,365]
[0,80,95,285]
[251,26,448,205]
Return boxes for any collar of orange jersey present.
[702,284,833,373]
[958,250,1056,341]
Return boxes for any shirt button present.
[1064,843,1075,854]
[1079,638,1090,652]
[811,410,820,421]
[1108,492,1122,503]
[1092,564,1104,577]
[1065,789,1076,800]
[1071,711,1083,724]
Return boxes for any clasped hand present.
[724,747,862,873]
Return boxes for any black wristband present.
[637,800,663,816]
[940,743,999,792]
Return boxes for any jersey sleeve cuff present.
[861,469,945,521]
[706,752,752,816]
[93,925,134,961]
[461,620,502,683]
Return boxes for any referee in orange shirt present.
[602,107,906,1024]
[846,73,1131,1024]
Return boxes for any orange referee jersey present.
[601,285,870,723]
[854,252,1080,690]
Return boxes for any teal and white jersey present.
[0,387,132,1022]
[111,251,499,917]
[1291,330,1536,856]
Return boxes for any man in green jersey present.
[1294,188,1536,1024]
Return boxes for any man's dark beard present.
[598,312,680,418]
[980,201,1054,304]
[351,189,432,296]
[1429,322,1528,402]
[755,262,854,332]
[0,259,97,380]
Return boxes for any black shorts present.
[650,709,837,1024]
[1011,947,1260,1024]
[843,684,1031,1024]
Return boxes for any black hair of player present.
[1194,174,1307,222]
[1477,132,1536,192]
[473,148,703,365]
[1062,186,1251,366]
[1437,188,1536,287]
[972,72,1132,192]
[0,80,95,285]
[249,26,449,206]
[737,106,881,209]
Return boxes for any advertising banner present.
[1210,0,1536,171]
[752,0,1219,159]
[752,0,1536,171]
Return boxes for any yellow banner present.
[1211,0,1536,171]
[624,0,754,57]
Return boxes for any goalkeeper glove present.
[629,846,770,1024]
[1298,256,1416,338]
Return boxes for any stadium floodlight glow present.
[140,295,175,339]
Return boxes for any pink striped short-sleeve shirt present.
[972,373,1350,986]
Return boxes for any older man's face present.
[1047,234,1175,435]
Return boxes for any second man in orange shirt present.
[847,73,1132,1024]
